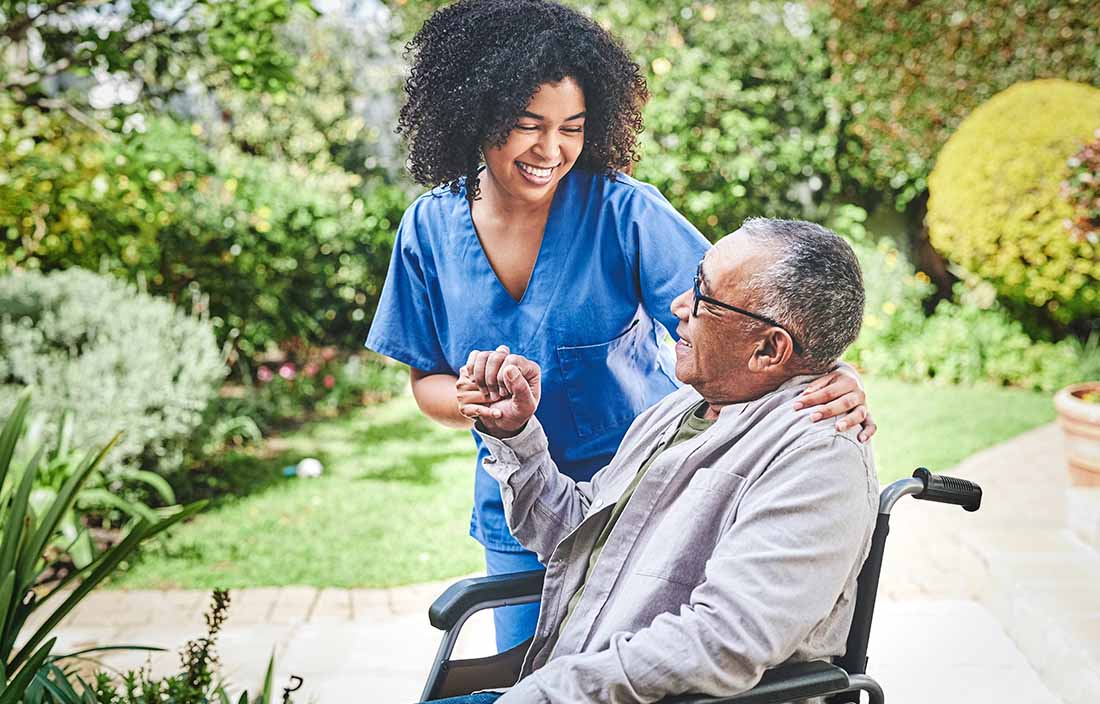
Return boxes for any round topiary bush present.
[927,79,1100,328]
[0,268,226,475]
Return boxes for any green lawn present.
[863,377,1054,482]
[110,377,1055,589]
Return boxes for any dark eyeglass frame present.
[692,261,804,355]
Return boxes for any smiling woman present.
[364,0,874,654]
[481,81,586,194]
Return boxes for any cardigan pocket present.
[636,468,745,586]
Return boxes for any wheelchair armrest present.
[428,569,545,630]
[662,661,849,704]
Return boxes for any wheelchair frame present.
[421,468,982,703]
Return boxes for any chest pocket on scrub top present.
[555,310,658,439]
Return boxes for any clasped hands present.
[457,346,541,438]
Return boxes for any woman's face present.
[482,77,586,205]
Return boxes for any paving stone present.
[279,621,363,675]
[225,587,280,625]
[387,579,455,616]
[452,607,497,660]
[215,623,298,694]
[309,588,353,623]
[268,586,319,625]
[151,590,208,629]
[67,590,151,627]
[868,600,1062,704]
[1066,487,1100,548]
[349,587,390,620]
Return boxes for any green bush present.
[209,350,407,437]
[0,268,226,476]
[828,204,936,369]
[926,79,1100,328]
[607,0,839,238]
[828,0,1100,208]
[1,115,408,359]
[156,140,407,360]
[831,203,1098,391]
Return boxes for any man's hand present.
[457,346,542,437]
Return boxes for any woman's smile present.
[516,160,558,185]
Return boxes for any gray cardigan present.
[477,375,878,703]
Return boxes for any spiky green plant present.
[0,395,205,704]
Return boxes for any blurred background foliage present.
[927,79,1100,335]
[1,0,1098,500]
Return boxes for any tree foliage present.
[1,1,410,360]
[0,0,311,114]
[828,0,1100,208]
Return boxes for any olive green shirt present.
[559,400,714,636]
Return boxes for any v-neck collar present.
[462,171,569,306]
[457,171,577,342]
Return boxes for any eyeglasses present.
[692,261,804,355]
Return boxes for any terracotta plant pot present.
[1054,382,1100,487]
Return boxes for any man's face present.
[669,234,777,401]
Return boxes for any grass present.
[110,377,1056,589]
[864,377,1055,482]
[110,395,482,589]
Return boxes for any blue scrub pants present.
[484,546,543,652]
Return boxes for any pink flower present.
[323,374,335,389]
[304,362,320,378]
[257,366,273,383]
[278,363,297,380]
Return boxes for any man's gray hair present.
[738,218,865,371]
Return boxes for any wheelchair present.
[420,468,982,703]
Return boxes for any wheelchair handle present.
[912,467,982,512]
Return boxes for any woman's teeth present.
[517,162,554,178]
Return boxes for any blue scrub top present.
[366,168,710,552]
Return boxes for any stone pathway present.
[33,423,1100,702]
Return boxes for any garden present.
[1,0,1099,700]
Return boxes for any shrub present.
[156,141,407,360]
[607,0,839,238]
[828,0,1100,208]
[1063,130,1100,245]
[885,298,1096,392]
[828,204,936,371]
[1,115,409,359]
[32,590,291,704]
[1,396,205,704]
[208,349,406,437]
[926,79,1100,329]
[0,268,226,476]
[830,203,1098,391]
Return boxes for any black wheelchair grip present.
[912,467,982,512]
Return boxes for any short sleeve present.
[364,202,450,374]
[620,184,711,338]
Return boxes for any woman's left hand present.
[793,366,876,443]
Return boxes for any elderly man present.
[447,218,878,703]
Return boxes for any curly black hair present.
[397,0,649,200]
